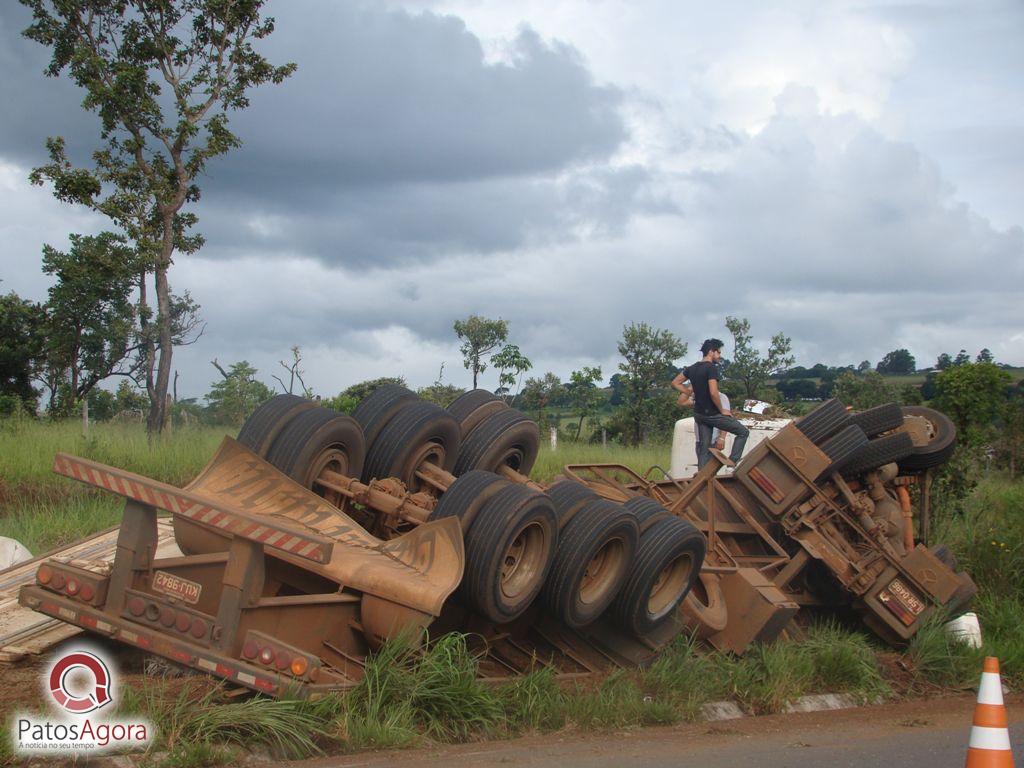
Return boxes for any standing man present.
[672,338,749,468]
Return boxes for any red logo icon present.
[48,651,112,714]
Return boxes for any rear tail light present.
[242,631,321,682]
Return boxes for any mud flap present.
[705,568,799,654]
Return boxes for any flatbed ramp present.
[0,520,180,662]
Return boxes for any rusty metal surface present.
[178,438,465,617]
[0,520,180,662]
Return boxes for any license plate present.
[152,570,202,605]
[877,577,925,626]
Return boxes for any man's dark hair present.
[701,338,724,355]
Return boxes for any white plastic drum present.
[669,416,791,479]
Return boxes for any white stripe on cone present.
[969,725,1013,751]
[978,672,1005,706]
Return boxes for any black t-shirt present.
[682,361,720,416]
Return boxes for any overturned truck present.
[17,389,974,697]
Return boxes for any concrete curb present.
[702,692,866,721]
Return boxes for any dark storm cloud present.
[0,4,104,165]
[197,162,664,266]
[216,7,625,190]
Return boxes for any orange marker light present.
[36,565,53,585]
[290,657,309,677]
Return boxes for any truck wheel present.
[945,571,978,617]
[352,385,419,447]
[541,498,639,628]
[680,572,728,637]
[452,408,540,477]
[612,516,704,637]
[237,394,317,458]
[842,432,915,476]
[622,496,672,533]
[848,403,905,438]
[428,469,508,531]
[462,483,557,624]
[930,544,957,570]
[264,407,365,506]
[795,398,851,445]
[546,479,599,526]
[447,389,507,438]
[817,424,869,476]
[362,400,460,490]
[898,406,957,471]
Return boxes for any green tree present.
[953,349,971,366]
[40,233,137,414]
[519,373,564,432]
[995,385,1024,477]
[566,366,603,441]
[724,316,794,399]
[857,360,872,373]
[933,362,1011,434]
[875,348,916,375]
[935,352,953,371]
[976,348,995,364]
[0,292,46,411]
[453,315,509,388]
[831,370,900,409]
[491,344,532,401]
[206,360,274,424]
[617,322,686,445]
[339,376,407,404]
[21,0,295,435]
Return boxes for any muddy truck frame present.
[15,390,972,696]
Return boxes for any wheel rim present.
[579,536,626,605]
[402,441,447,491]
[308,446,351,507]
[902,414,936,447]
[500,520,548,600]
[647,552,694,619]
[689,574,710,608]
[495,445,525,472]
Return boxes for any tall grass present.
[0,419,226,490]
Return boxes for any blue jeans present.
[695,413,750,468]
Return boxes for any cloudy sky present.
[1,0,1022,399]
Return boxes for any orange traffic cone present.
[965,656,1015,767]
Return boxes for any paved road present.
[297,695,1022,768]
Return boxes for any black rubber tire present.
[816,424,869,476]
[428,469,508,532]
[541,498,639,628]
[237,394,317,458]
[546,480,599,527]
[842,432,915,476]
[804,559,850,605]
[264,406,366,490]
[930,543,958,570]
[452,407,540,477]
[945,571,978,617]
[361,400,461,487]
[352,385,420,448]
[795,398,851,445]
[611,515,705,637]
[622,496,672,534]
[461,483,558,624]
[898,406,958,471]
[848,403,905,438]
[447,389,507,437]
